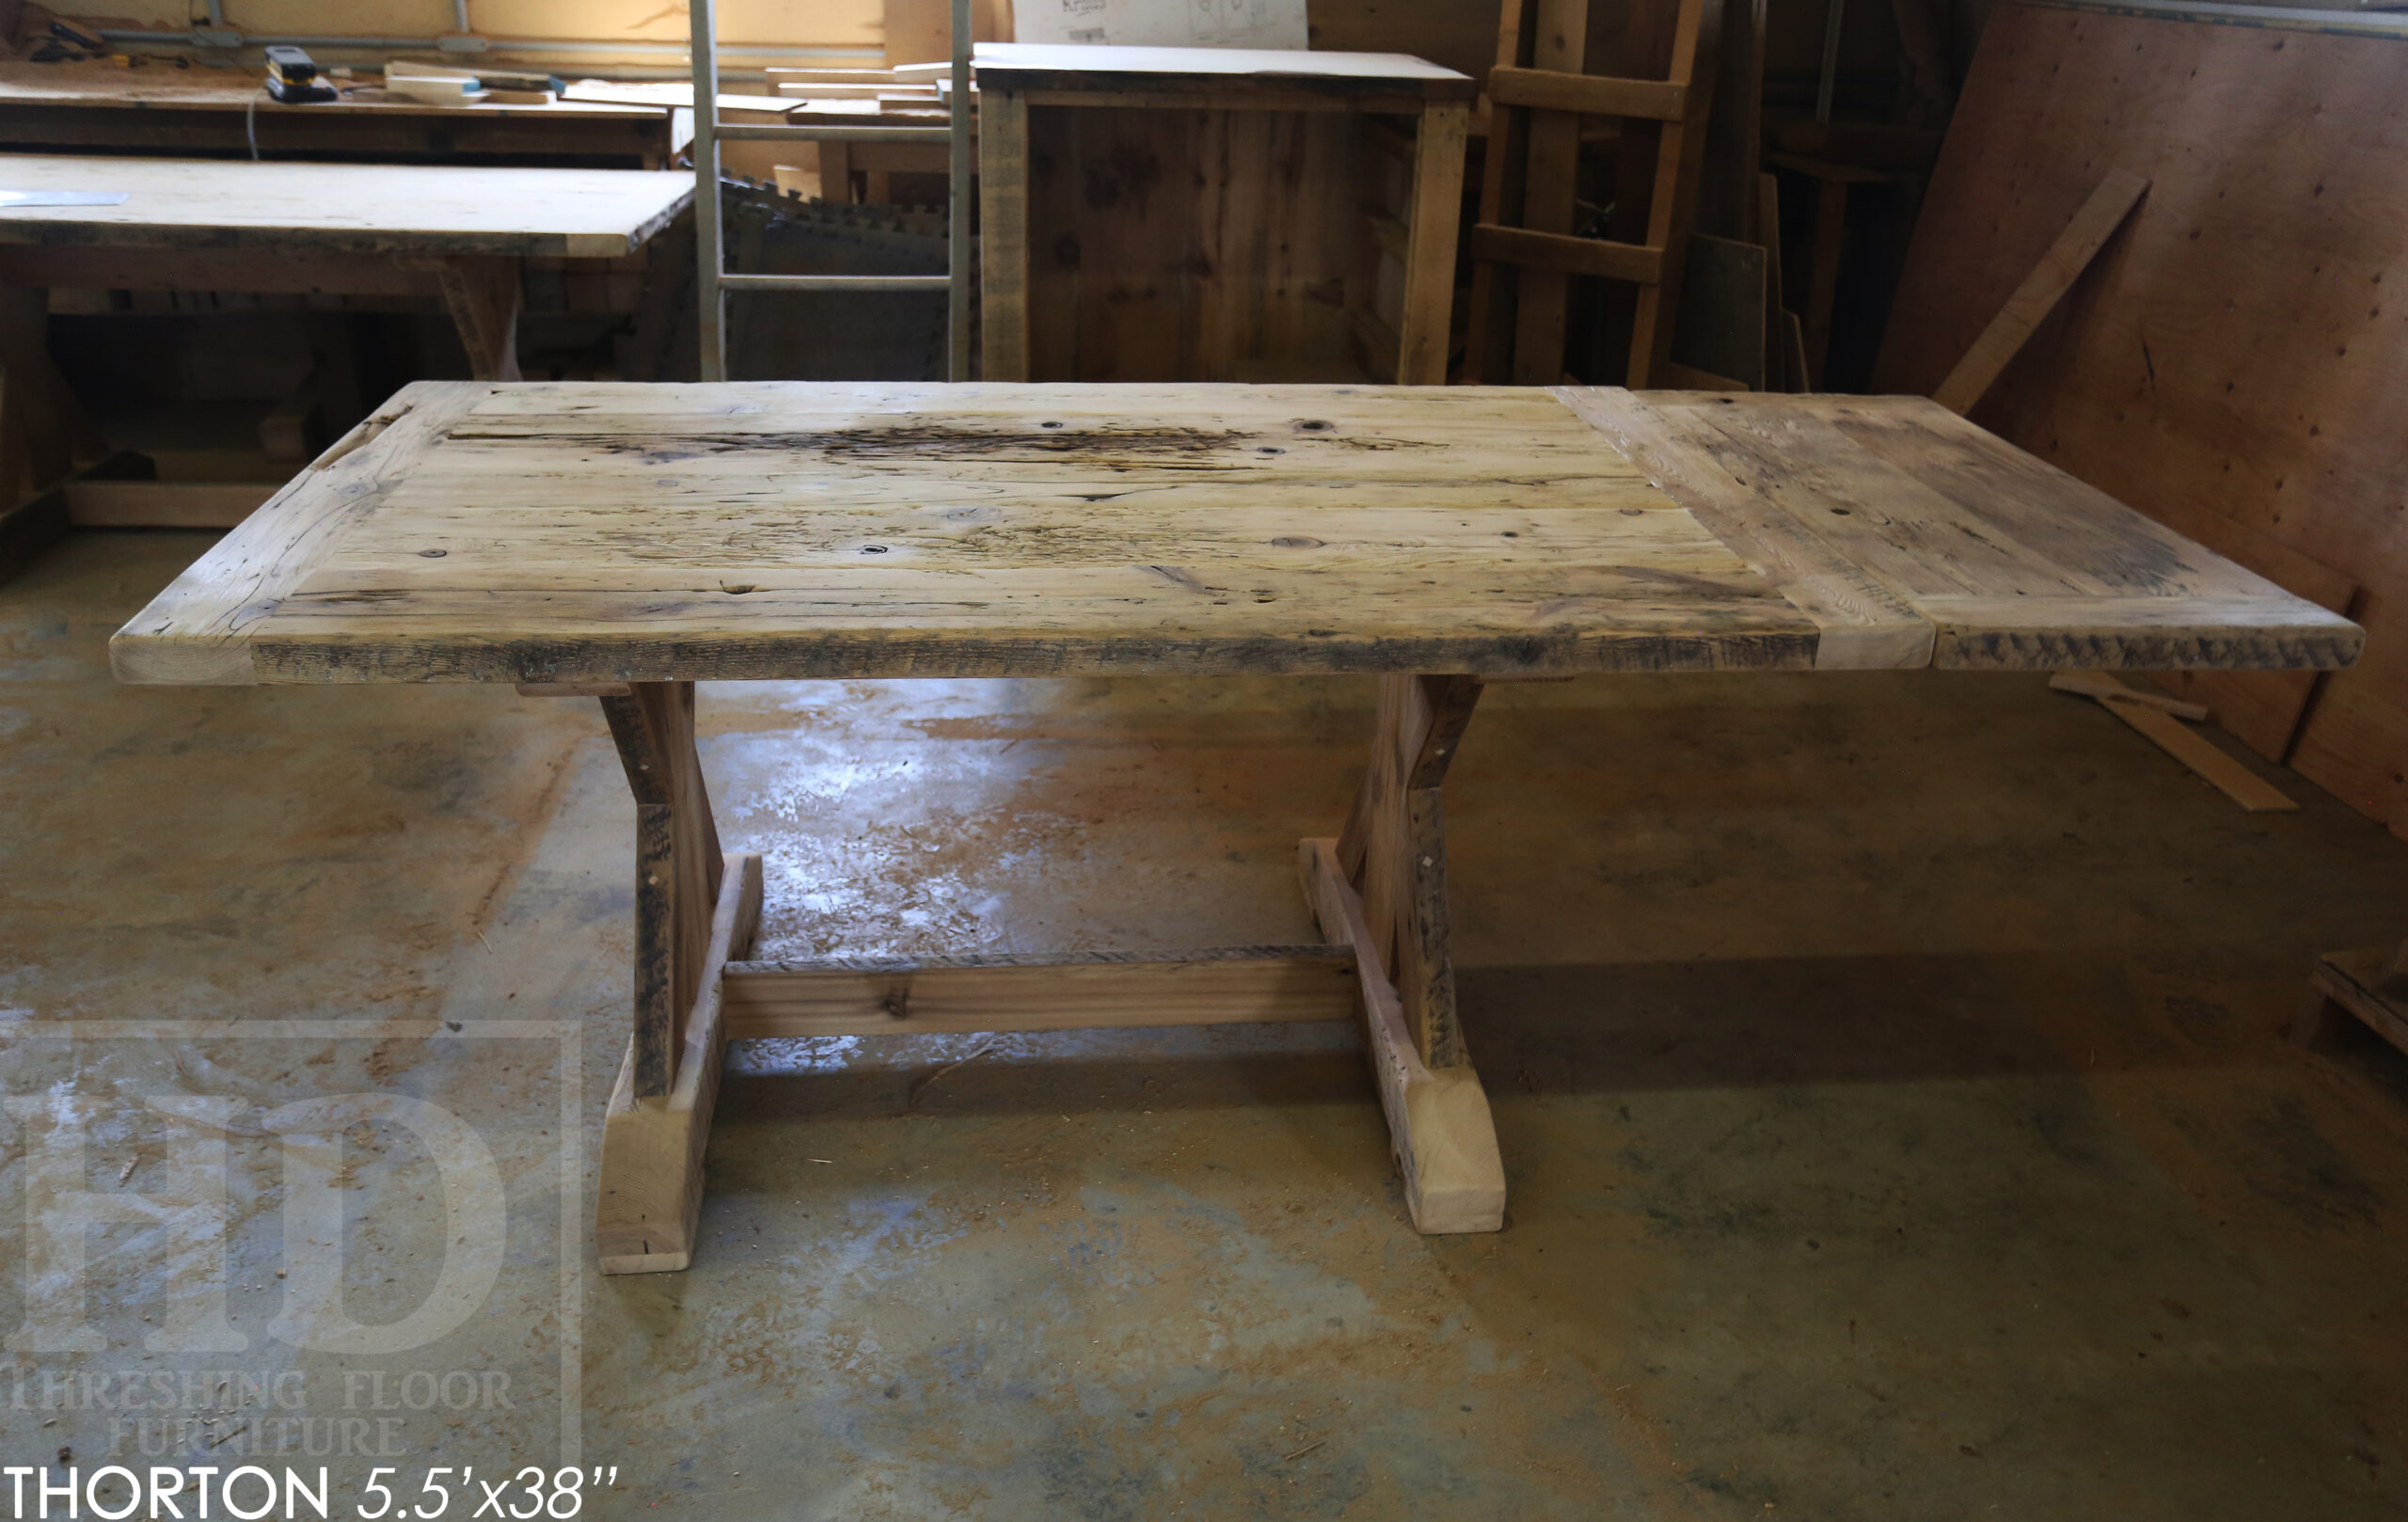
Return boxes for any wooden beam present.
[64,480,272,529]
[601,683,725,1096]
[975,87,1031,381]
[2296,946,2408,1059]
[1339,674,1483,1069]
[1347,306,1402,384]
[1395,102,1470,385]
[423,255,524,383]
[515,680,633,697]
[1470,224,1665,285]
[2090,685,2297,812]
[2048,669,2209,721]
[1933,167,2148,415]
[1461,0,1531,385]
[1486,67,1688,121]
[1509,0,1590,385]
[1298,838,1504,1234]
[596,851,762,1275]
[721,946,1358,1038]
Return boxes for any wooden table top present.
[0,154,692,258]
[972,43,1477,101]
[110,382,2361,688]
[0,62,670,121]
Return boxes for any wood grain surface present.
[110,382,2359,687]
[0,155,692,259]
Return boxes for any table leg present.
[0,284,119,583]
[426,255,524,382]
[1300,674,1506,1232]
[976,87,1031,382]
[592,681,762,1274]
[1396,102,1471,385]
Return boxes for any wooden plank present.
[113,384,1835,685]
[971,43,1476,100]
[1484,68,1687,120]
[1670,232,1766,392]
[601,682,724,1098]
[108,382,487,685]
[1550,387,1934,670]
[1019,87,1430,115]
[1469,224,1665,285]
[1336,673,1480,1068]
[1406,674,1484,787]
[65,480,272,529]
[1931,167,2149,416]
[1461,0,1532,386]
[422,256,524,384]
[515,681,633,697]
[111,383,2358,687]
[1596,390,2363,673]
[975,88,1030,382]
[2093,690,2297,812]
[1868,4,2408,833]
[1020,101,1370,381]
[0,246,432,298]
[596,852,762,1275]
[1755,172,1798,391]
[1394,102,1469,385]
[1297,837,1504,1233]
[2048,670,2209,721]
[2300,947,2408,1061]
[1508,0,1589,385]
[1626,0,1722,388]
[721,947,1358,1037]
[0,156,693,261]
[2146,510,2354,762]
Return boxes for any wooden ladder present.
[1463,0,1722,386]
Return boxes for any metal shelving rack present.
[687,0,974,382]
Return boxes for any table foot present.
[1299,837,1505,1233]
[596,851,762,1276]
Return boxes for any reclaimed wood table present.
[974,44,1475,386]
[0,63,683,168]
[0,154,692,573]
[109,381,2362,1273]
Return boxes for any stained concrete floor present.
[8,531,2408,1518]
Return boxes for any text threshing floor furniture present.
[0,154,694,570]
[108,381,2361,1272]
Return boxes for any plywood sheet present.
[1874,0,2407,821]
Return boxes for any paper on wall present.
[1013,0,1307,51]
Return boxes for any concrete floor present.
[8,531,2408,1518]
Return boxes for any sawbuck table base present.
[586,673,1507,1274]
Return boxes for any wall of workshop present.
[64,1,881,64]
[68,0,1497,71]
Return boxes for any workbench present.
[974,45,1475,385]
[0,154,692,570]
[108,382,2362,1273]
[0,63,684,167]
